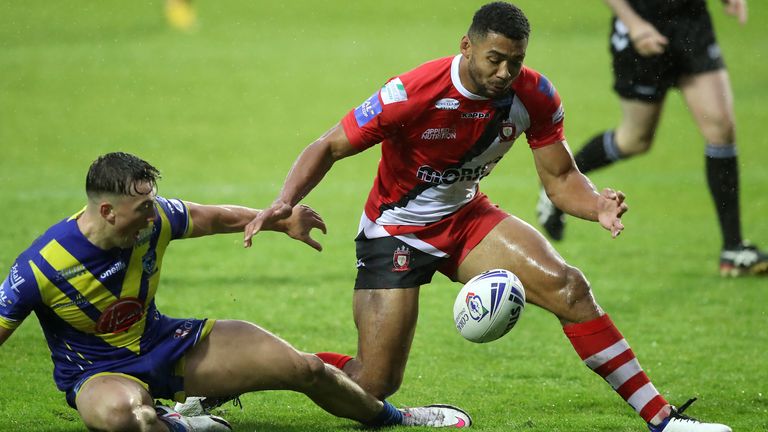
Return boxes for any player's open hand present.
[277,204,327,251]
[722,0,747,25]
[243,200,293,248]
[628,20,668,57]
[597,188,628,239]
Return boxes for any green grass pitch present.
[1,1,766,430]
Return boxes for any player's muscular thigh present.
[457,216,601,323]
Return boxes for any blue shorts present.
[65,315,215,409]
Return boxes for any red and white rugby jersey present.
[341,54,565,228]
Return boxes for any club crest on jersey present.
[392,245,411,272]
[434,98,459,110]
[499,121,517,142]
[465,292,489,322]
[142,250,157,276]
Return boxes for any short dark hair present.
[468,2,530,42]
[85,152,161,198]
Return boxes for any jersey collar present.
[451,54,488,101]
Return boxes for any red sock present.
[564,314,668,423]
[315,352,353,370]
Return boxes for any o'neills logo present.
[95,297,144,333]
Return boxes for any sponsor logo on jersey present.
[51,294,89,310]
[95,297,144,333]
[415,156,503,185]
[537,75,555,100]
[380,78,407,105]
[552,104,564,125]
[0,280,9,307]
[465,292,489,322]
[421,128,456,140]
[461,111,491,119]
[9,264,24,294]
[392,245,411,272]
[100,260,127,280]
[434,98,460,110]
[169,199,185,214]
[57,264,88,281]
[499,121,517,141]
[354,92,383,127]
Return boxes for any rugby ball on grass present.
[453,269,525,343]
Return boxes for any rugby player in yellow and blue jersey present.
[0,152,471,431]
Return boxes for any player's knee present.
[549,266,599,320]
[83,399,151,432]
[561,267,592,308]
[357,368,402,400]
[702,117,735,145]
[291,353,330,390]
[618,132,653,156]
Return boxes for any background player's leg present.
[183,320,384,423]
[457,216,671,425]
[342,287,420,400]
[679,69,768,275]
[76,375,168,432]
[680,70,739,248]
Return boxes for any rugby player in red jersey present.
[241,2,731,431]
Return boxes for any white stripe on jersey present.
[358,213,449,258]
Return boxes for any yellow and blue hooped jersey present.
[0,196,194,392]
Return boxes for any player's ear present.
[99,202,116,223]
[460,35,472,59]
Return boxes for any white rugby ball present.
[453,269,525,343]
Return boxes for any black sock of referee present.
[574,130,624,174]
[705,143,742,250]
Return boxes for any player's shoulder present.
[155,196,188,218]
[512,66,561,104]
[391,56,454,98]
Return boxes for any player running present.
[241,2,731,431]
[0,152,471,431]
[535,0,767,277]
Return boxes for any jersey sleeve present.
[0,260,41,330]
[155,196,193,240]
[522,72,565,149]
[341,77,422,150]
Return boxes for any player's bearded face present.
[463,32,527,99]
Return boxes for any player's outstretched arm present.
[534,141,628,238]
[187,202,327,250]
[244,123,360,248]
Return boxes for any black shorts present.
[353,193,509,289]
[609,8,725,102]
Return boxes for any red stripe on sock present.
[564,314,623,360]
[594,348,635,378]
[315,352,353,370]
[639,395,669,423]
[616,371,651,400]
